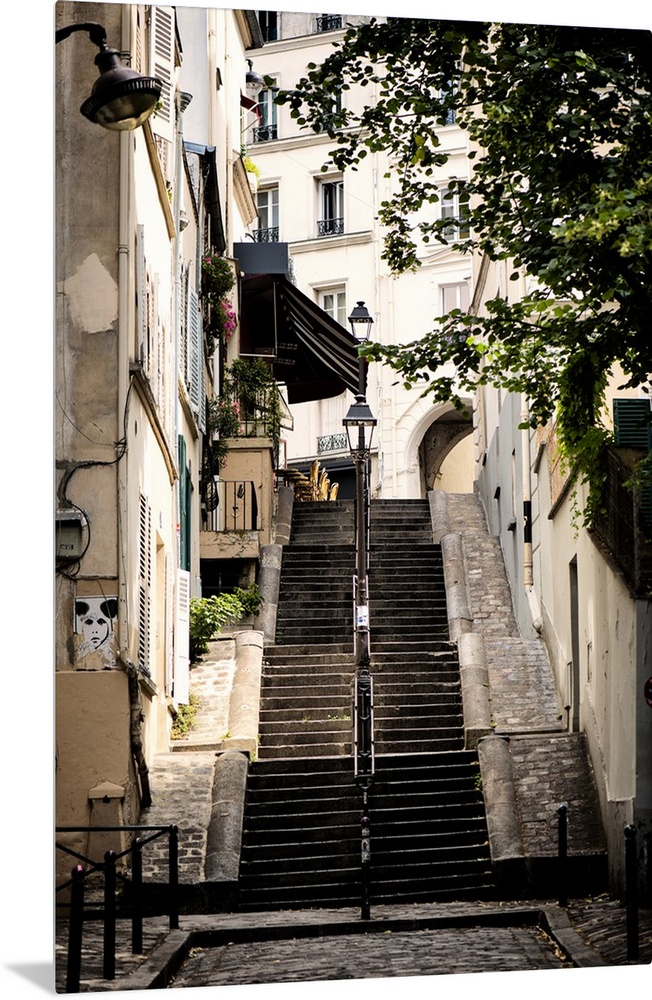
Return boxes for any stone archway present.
[419,411,474,494]
[385,395,474,498]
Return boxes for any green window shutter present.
[614,399,652,449]
[178,435,190,572]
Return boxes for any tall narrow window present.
[255,187,279,242]
[258,11,278,41]
[253,87,278,142]
[318,179,344,236]
[320,288,347,327]
[440,182,470,240]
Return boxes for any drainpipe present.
[521,397,543,632]
[117,6,151,808]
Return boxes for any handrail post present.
[103,850,117,980]
[625,824,639,960]
[168,825,180,929]
[131,836,143,954]
[360,802,371,921]
[66,865,85,994]
[557,804,568,907]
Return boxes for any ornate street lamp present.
[56,22,162,131]
[343,301,376,919]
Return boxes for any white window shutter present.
[175,569,191,704]
[189,288,202,421]
[138,494,152,674]
[149,6,175,143]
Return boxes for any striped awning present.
[239,273,362,404]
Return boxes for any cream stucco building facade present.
[245,11,475,500]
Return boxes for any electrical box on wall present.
[56,509,87,561]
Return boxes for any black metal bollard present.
[66,865,85,994]
[131,837,143,954]
[557,804,568,907]
[168,826,180,930]
[625,824,639,961]
[361,807,371,921]
[103,850,117,980]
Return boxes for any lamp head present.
[343,394,377,457]
[80,47,162,130]
[348,301,374,342]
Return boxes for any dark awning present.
[238,273,361,404]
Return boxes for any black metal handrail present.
[56,824,179,992]
[202,479,258,532]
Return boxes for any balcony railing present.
[253,123,278,142]
[254,226,280,243]
[203,479,258,533]
[592,447,652,595]
[318,217,344,237]
[317,15,343,31]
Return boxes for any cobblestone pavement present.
[54,897,651,992]
[169,925,568,986]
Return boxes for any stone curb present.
[223,631,264,755]
[440,531,474,640]
[478,734,526,893]
[458,631,493,748]
[254,487,294,644]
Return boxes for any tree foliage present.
[278,18,652,520]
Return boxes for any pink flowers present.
[219,299,237,341]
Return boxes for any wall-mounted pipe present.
[520,397,543,632]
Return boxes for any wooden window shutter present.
[138,494,152,674]
[189,288,205,431]
[175,569,191,704]
[149,6,175,143]
[614,399,652,450]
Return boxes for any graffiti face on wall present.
[75,597,118,665]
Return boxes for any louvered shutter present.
[614,399,652,449]
[149,6,175,143]
[175,570,190,703]
[189,288,204,429]
[138,494,152,674]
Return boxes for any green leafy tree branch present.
[278,18,652,522]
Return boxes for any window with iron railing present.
[316,14,343,31]
[255,188,279,243]
[253,88,278,143]
[318,179,344,237]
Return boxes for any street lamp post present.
[343,302,376,920]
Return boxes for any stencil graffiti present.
[75,597,118,666]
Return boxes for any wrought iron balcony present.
[317,15,343,31]
[317,217,344,237]
[252,123,278,142]
[254,226,280,243]
[202,479,259,533]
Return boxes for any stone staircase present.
[237,498,494,911]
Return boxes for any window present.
[255,188,279,242]
[320,288,347,327]
[441,282,470,314]
[253,87,278,142]
[318,178,344,236]
[316,14,343,31]
[258,11,278,42]
[440,182,470,240]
